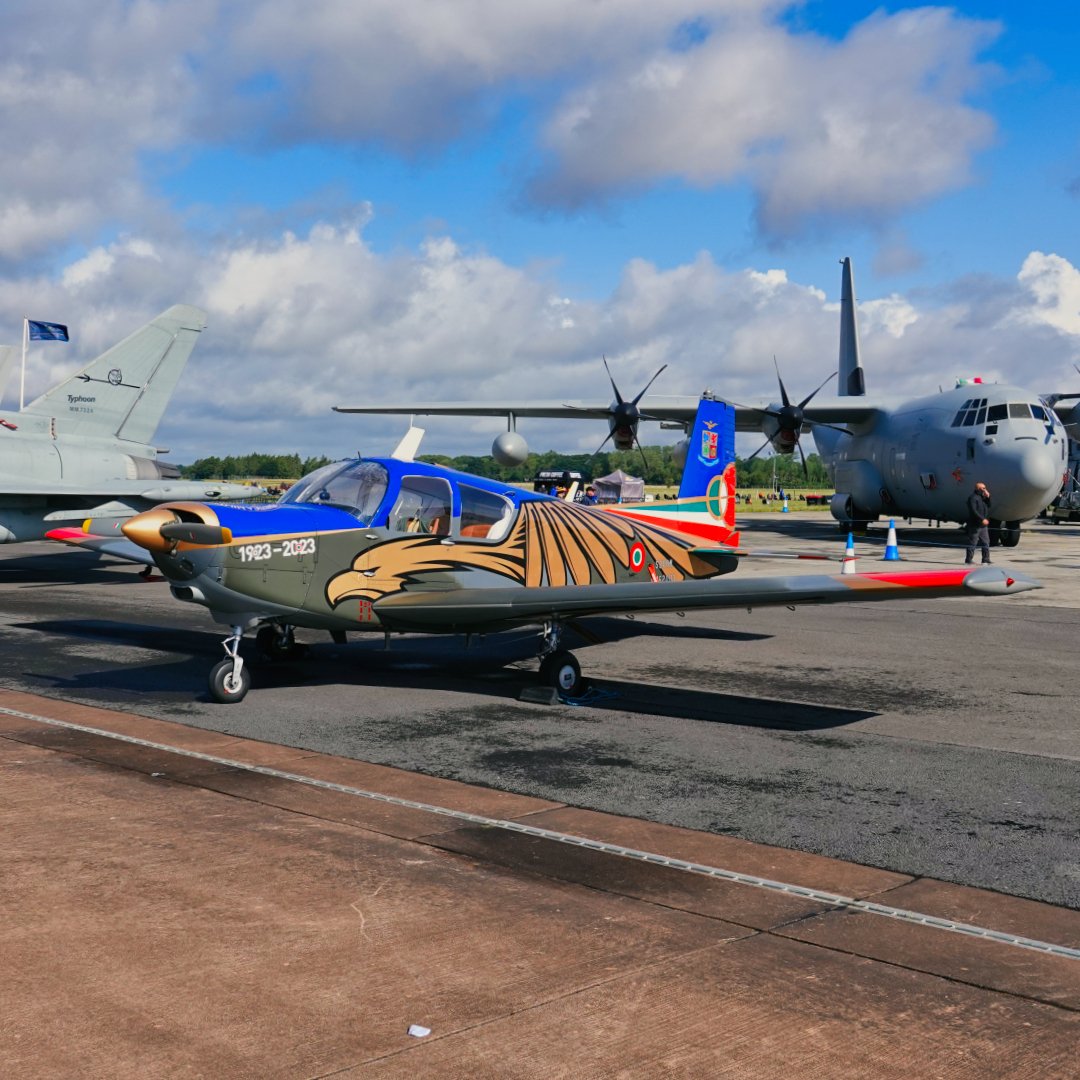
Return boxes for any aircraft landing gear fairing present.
[537,621,586,697]
[209,625,251,703]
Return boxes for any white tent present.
[593,469,645,503]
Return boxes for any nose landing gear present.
[209,625,251,703]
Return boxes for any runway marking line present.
[3,703,1078,964]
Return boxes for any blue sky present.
[1,1,1077,462]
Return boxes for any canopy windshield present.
[280,460,390,524]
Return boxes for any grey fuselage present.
[811,382,1065,526]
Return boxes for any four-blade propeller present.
[735,361,851,478]
[567,358,668,471]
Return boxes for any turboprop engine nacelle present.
[761,410,799,455]
[830,459,885,522]
[672,438,688,470]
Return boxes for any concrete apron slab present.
[1,691,1077,1078]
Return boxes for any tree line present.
[179,447,830,488]
[179,453,334,480]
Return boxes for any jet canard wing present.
[370,566,1038,633]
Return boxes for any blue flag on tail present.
[27,320,69,341]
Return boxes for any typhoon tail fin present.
[838,256,865,397]
[0,345,16,402]
[22,304,207,445]
[604,396,739,546]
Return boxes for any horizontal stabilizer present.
[688,548,740,574]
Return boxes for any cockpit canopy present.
[950,398,1054,428]
[279,457,516,539]
[280,459,390,524]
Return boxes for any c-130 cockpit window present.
[280,460,390,524]
[952,400,1053,427]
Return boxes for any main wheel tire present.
[539,650,585,697]
[256,625,305,662]
[209,658,251,703]
[1001,521,1021,548]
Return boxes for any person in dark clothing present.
[965,481,992,565]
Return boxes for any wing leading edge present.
[371,566,1038,633]
[333,398,883,431]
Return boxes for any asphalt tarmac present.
[1,512,1077,909]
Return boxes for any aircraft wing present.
[333,398,884,431]
[334,400,648,421]
[45,527,155,567]
[371,566,1037,633]
[0,477,261,501]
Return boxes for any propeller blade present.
[631,363,668,406]
[773,357,791,409]
[729,400,783,419]
[602,356,624,405]
[805,418,853,436]
[587,429,616,463]
[159,522,233,546]
[797,440,809,480]
[744,439,772,463]
[797,370,838,410]
[634,434,650,476]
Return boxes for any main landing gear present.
[255,623,307,662]
[207,621,591,704]
[537,621,586,697]
[990,519,1021,548]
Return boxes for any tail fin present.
[23,304,207,444]
[0,345,16,403]
[605,397,739,546]
[838,256,865,397]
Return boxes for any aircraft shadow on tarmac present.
[0,552,138,587]
[11,616,870,730]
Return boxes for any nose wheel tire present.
[539,650,585,697]
[209,658,251,703]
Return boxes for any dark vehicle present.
[532,469,585,495]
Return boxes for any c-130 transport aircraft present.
[336,258,1066,548]
[64,398,1038,703]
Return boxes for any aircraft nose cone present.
[1018,444,1059,494]
[121,507,179,552]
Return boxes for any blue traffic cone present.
[842,532,856,575]
[883,520,900,561]
[782,496,789,513]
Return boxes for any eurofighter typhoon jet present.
[1,305,256,544]
[336,259,1066,547]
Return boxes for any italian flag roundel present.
[628,541,647,573]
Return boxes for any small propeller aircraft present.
[60,398,1039,704]
[336,258,1067,546]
